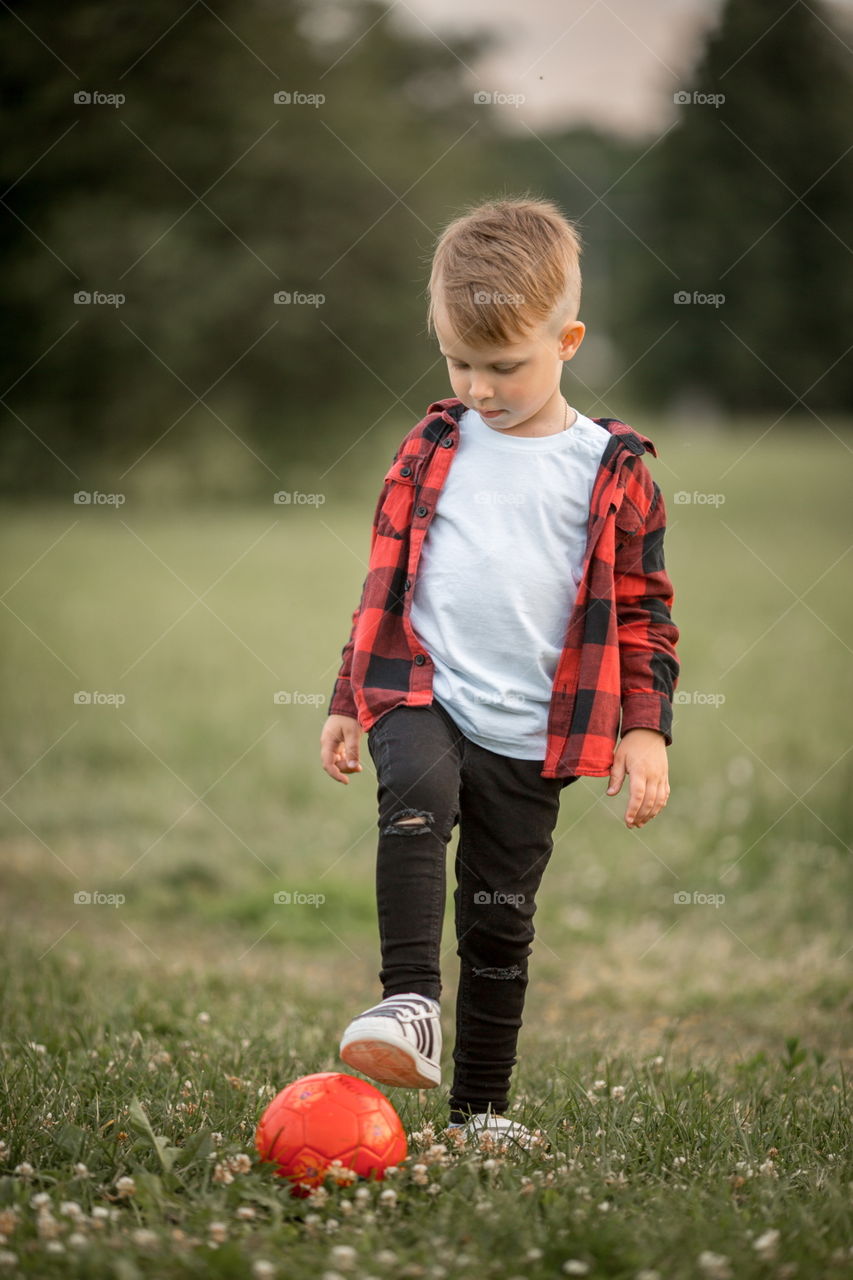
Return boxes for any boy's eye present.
[450,362,519,374]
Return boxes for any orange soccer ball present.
[255,1072,407,1196]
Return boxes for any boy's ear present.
[560,321,586,361]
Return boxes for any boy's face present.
[433,297,585,437]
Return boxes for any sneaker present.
[445,1111,541,1149]
[339,993,442,1089]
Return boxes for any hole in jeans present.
[472,965,524,980]
[382,808,433,836]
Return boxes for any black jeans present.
[366,699,575,1125]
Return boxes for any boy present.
[320,196,680,1145]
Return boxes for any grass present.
[0,414,851,1277]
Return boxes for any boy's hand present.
[606,728,670,828]
[321,714,364,785]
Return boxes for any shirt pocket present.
[375,454,422,540]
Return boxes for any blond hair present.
[426,194,582,349]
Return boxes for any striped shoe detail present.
[339,993,442,1089]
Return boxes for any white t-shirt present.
[409,405,611,759]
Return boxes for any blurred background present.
[1,0,851,1054]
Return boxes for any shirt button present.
[404,578,411,590]
[414,653,427,665]
[441,437,453,448]
[400,465,412,477]
[415,504,428,517]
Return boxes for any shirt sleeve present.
[327,478,391,720]
[613,461,680,745]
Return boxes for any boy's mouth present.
[479,409,505,418]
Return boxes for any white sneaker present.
[339,993,442,1089]
[445,1111,539,1149]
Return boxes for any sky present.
[308,0,853,137]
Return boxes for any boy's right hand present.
[321,714,364,785]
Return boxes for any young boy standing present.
[320,196,680,1144]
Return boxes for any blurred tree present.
[0,0,504,496]
[610,0,853,417]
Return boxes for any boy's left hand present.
[606,728,670,828]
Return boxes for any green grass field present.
[1,417,851,1278]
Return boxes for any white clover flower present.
[697,1250,733,1280]
[752,1229,780,1260]
[208,1221,228,1243]
[236,1206,256,1220]
[131,1228,159,1249]
[563,1262,590,1275]
[90,1207,110,1220]
[252,1263,276,1279]
[67,1232,88,1249]
[72,1162,90,1178]
[30,1193,51,1210]
[375,1249,398,1265]
[13,1163,34,1179]
[0,1253,18,1269]
[115,1176,136,1197]
[329,1244,357,1270]
[611,1085,626,1101]
[197,1011,211,1024]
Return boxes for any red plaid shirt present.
[328,397,680,780]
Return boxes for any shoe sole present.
[339,1018,441,1089]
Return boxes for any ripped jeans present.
[366,698,576,1125]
